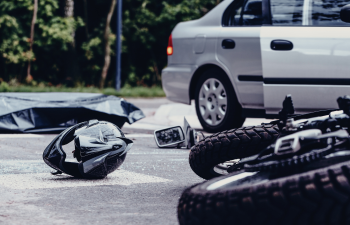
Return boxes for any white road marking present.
[125,134,154,138]
[0,134,45,138]
[0,170,171,189]
[0,160,43,164]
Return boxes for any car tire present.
[178,159,350,225]
[189,124,279,180]
[195,68,245,133]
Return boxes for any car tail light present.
[167,34,173,56]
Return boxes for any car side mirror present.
[154,118,205,148]
[154,126,185,148]
[340,4,350,23]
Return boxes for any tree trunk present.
[100,0,117,89]
[64,0,74,17]
[62,0,80,87]
[150,49,160,85]
[26,0,38,82]
[83,0,89,39]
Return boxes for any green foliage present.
[37,17,84,50]
[79,19,117,85]
[0,15,29,64]
[0,0,220,87]
[0,0,83,82]
[81,37,102,60]
[122,0,220,86]
[0,80,165,97]
[0,81,10,92]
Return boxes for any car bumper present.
[161,65,196,105]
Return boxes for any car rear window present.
[222,0,263,26]
[270,0,350,26]
[222,0,244,26]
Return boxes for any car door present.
[261,0,350,115]
[216,0,264,109]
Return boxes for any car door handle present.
[271,40,293,51]
[222,39,235,49]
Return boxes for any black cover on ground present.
[0,93,145,133]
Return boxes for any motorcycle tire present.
[178,159,350,225]
[189,124,279,180]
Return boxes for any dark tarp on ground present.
[0,93,145,133]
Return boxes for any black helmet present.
[43,119,133,179]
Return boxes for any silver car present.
[161,0,350,132]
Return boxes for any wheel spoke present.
[213,82,221,95]
[211,112,217,125]
[216,107,225,118]
[210,79,216,91]
[217,97,227,106]
[199,97,206,107]
[215,85,226,98]
[200,85,209,97]
[201,108,210,119]
[197,77,228,127]
[204,84,210,93]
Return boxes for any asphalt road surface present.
[0,98,271,225]
[0,133,203,225]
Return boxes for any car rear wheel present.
[195,68,245,133]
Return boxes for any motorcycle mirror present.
[184,117,205,149]
[340,4,350,23]
[183,117,194,149]
[154,126,185,148]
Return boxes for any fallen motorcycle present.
[179,96,350,225]
[189,95,347,179]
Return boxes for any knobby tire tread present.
[178,161,350,225]
[189,124,280,180]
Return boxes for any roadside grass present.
[0,83,165,98]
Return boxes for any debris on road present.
[154,117,204,149]
[0,93,145,133]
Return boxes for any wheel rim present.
[199,78,227,126]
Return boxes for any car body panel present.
[261,26,350,113]
[264,84,348,114]
[162,65,196,104]
[216,26,264,108]
[163,0,233,105]
[162,0,350,119]
[163,0,265,109]
[169,0,231,65]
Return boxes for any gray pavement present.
[0,133,203,225]
[123,98,272,131]
[0,98,272,225]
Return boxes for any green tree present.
[121,0,221,86]
[0,0,82,83]
[0,0,220,87]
